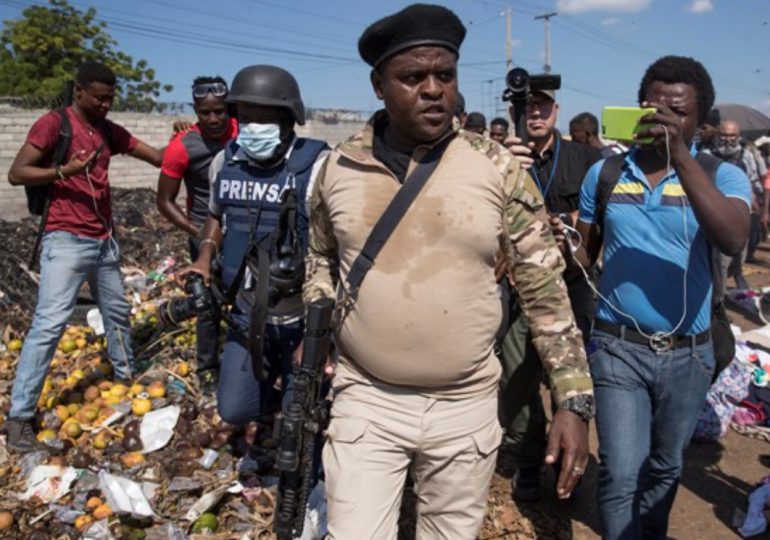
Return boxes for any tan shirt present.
[305,112,592,403]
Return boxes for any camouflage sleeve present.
[303,157,339,304]
[502,164,593,406]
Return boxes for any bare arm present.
[177,213,223,286]
[128,141,164,168]
[502,165,592,499]
[8,143,94,187]
[156,173,197,236]
[639,104,749,255]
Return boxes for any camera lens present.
[506,68,529,94]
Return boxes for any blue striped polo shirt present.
[579,146,751,335]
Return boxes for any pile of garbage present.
[0,282,280,539]
[0,187,568,539]
[0,188,189,330]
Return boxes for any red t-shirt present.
[161,117,237,179]
[26,106,138,239]
[160,117,237,218]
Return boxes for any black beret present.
[465,112,486,130]
[359,4,466,68]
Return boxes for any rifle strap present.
[344,133,455,301]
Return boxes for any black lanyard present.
[530,136,561,198]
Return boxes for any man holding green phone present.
[570,56,751,540]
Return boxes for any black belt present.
[594,320,710,352]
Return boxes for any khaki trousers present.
[323,380,502,540]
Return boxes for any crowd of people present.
[4,3,770,540]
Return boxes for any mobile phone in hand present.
[602,106,656,144]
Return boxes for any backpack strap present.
[594,153,627,234]
[27,108,74,269]
[52,108,73,166]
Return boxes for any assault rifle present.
[273,298,334,540]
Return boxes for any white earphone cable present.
[561,125,692,341]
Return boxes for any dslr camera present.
[158,273,217,327]
[501,67,561,144]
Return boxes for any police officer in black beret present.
[306,4,593,538]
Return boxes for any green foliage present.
[0,0,171,110]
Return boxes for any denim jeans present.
[216,317,303,425]
[10,231,134,419]
[589,328,715,540]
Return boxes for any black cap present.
[358,4,466,68]
[465,112,486,130]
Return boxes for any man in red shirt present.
[156,76,237,388]
[3,62,163,452]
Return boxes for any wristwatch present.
[557,394,596,422]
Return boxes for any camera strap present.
[343,133,455,305]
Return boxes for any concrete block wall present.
[0,107,364,221]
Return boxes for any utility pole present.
[505,7,513,69]
[534,12,557,73]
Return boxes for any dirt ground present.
[492,244,770,540]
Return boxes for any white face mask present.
[236,122,282,160]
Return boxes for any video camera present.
[501,67,561,144]
[158,273,217,327]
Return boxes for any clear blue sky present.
[1,0,768,130]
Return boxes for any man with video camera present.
[179,65,329,426]
[501,69,601,501]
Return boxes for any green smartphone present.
[601,106,656,144]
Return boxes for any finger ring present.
[572,467,585,475]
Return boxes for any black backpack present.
[594,152,735,381]
[25,108,72,215]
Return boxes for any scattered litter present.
[87,308,105,336]
[21,465,78,503]
[739,483,770,537]
[98,470,157,518]
[139,405,180,453]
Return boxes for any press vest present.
[213,138,327,289]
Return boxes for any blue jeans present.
[216,317,303,425]
[10,231,134,419]
[589,328,715,540]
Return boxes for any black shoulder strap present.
[28,108,73,269]
[594,153,626,231]
[52,108,73,166]
[345,134,456,297]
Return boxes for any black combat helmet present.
[227,65,306,125]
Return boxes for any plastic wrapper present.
[98,470,157,518]
[21,465,78,502]
[139,405,180,453]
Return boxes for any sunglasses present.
[193,82,227,99]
